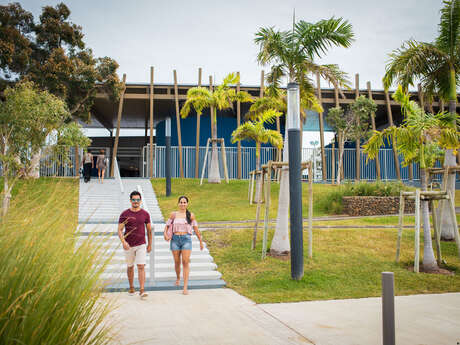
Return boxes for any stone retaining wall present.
[342,196,415,216]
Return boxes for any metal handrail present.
[137,184,155,284]
[113,157,124,194]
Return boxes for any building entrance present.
[117,147,143,177]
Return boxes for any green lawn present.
[152,178,343,221]
[0,177,79,226]
[151,178,459,223]
[203,227,460,303]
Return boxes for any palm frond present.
[383,41,449,89]
[436,0,460,57]
[296,17,355,59]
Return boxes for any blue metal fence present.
[142,145,444,181]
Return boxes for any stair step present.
[101,270,221,282]
[104,262,217,273]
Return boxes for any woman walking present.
[164,196,204,295]
[81,150,93,183]
[96,149,107,183]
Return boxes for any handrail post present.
[137,184,155,284]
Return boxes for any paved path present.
[104,289,460,345]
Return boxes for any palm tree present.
[181,73,252,183]
[255,17,354,255]
[364,86,459,272]
[383,0,460,240]
[231,109,283,249]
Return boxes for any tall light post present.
[287,82,304,280]
[165,117,171,196]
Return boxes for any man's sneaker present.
[128,288,135,296]
[139,290,148,299]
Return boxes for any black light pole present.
[287,82,304,280]
[165,117,171,196]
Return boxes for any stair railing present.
[137,184,155,283]
[113,157,124,194]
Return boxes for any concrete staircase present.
[77,178,225,291]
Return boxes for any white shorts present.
[124,244,146,267]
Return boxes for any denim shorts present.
[170,234,192,251]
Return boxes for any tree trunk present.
[439,95,457,240]
[2,173,11,218]
[25,148,41,179]
[208,109,221,183]
[420,168,439,271]
[337,133,345,185]
[270,130,290,255]
[252,143,262,248]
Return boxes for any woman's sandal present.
[128,288,135,296]
[139,289,148,299]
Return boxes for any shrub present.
[0,179,114,345]
[317,181,409,215]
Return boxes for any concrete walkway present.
[104,289,460,345]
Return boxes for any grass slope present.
[204,227,460,303]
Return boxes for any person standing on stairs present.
[81,150,93,183]
[96,149,107,183]
[118,191,152,299]
[164,195,204,295]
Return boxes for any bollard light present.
[287,82,304,280]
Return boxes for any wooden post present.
[262,162,272,259]
[173,70,184,178]
[74,146,79,177]
[111,73,126,177]
[260,70,264,97]
[414,189,421,273]
[384,89,401,180]
[308,163,313,258]
[367,81,381,180]
[447,190,460,258]
[430,199,442,266]
[252,169,263,250]
[209,75,215,148]
[334,82,344,180]
[396,193,405,262]
[440,99,445,112]
[220,138,229,183]
[149,67,154,179]
[331,140,336,184]
[200,138,211,185]
[316,73,327,182]
[249,171,255,205]
[237,72,242,179]
[195,67,202,178]
[418,84,425,111]
[355,73,360,181]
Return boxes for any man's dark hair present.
[130,191,141,199]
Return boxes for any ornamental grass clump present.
[0,180,115,345]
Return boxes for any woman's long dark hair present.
[178,195,191,224]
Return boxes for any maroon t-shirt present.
[118,208,151,246]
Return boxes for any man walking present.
[118,191,152,299]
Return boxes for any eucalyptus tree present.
[326,95,377,184]
[255,17,354,255]
[364,86,459,272]
[0,82,90,216]
[181,73,253,183]
[231,109,283,249]
[383,0,460,240]
[0,2,121,177]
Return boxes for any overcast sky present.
[14,0,440,90]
